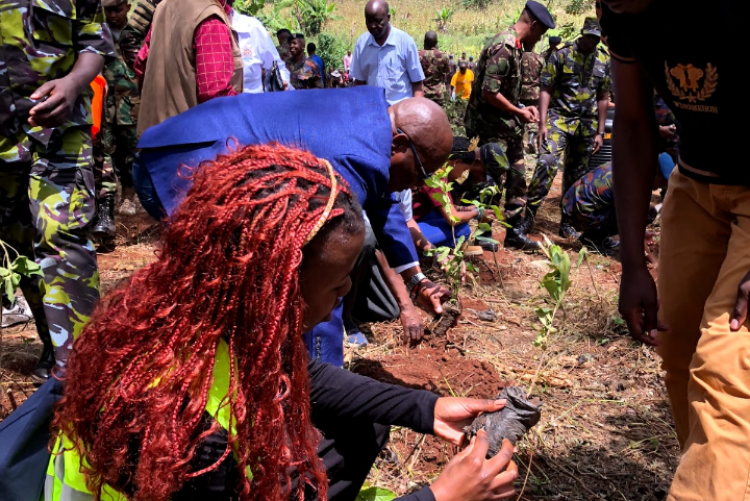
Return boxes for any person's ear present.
[392,133,409,155]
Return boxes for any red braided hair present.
[51,144,363,501]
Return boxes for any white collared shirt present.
[350,25,425,105]
[231,12,292,93]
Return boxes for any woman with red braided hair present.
[43,144,519,501]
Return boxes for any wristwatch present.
[407,273,428,299]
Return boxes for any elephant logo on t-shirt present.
[665,62,718,104]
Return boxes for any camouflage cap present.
[581,17,602,37]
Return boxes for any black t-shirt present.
[601,0,742,185]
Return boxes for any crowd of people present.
[0,0,738,500]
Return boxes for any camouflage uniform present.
[119,0,162,71]
[0,0,113,366]
[527,41,612,211]
[276,43,292,65]
[289,57,323,89]
[419,48,451,107]
[520,51,544,152]
[561,162,615,234]
[464,28,527,223]
[101,28,140,191]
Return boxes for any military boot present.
[504,214,540,252]
[558,214,581,240]
[92,195,116,239]
[31,332,56,386]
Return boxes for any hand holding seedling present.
[433,397,507,446]
[415,280,452,315]
[430,431,518,501]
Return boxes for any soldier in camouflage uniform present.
[288,34,323,89]
[520,50,544,153]
[464,1,554,251]
[526,18,612,239]
[119,0,163,71]
[419,31,451,107]
[91,0,141,241]
[0,0,113,382]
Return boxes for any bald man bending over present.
[134,87,453,366]
[350,0,425,104]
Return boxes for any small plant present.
[0,238,42,310]
[422,166,502,300]
[302,0,341,35]
[357,486,396,501]
[533,236,585,349]
[434,7,454,32]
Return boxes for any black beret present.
[549,35,562,46]
[525,0,555,29]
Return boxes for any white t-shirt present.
[231,13,292,94]
[395,189,413,222]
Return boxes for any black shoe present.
[31,344,55,386]
[92,196,116,239]
[504,227,540,251]
[558,221,581,240]
[581,233,620,256]
[475,239,499,252]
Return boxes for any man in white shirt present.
[351,0,425,104]
[231,11,292,93]
[343,49,352,74]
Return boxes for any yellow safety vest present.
[45,340,239,501]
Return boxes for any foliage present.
[434,7,454,32]
[317,32,347,74]
[303,0,341,35]
[234,0,267,17]
[533,236,585,348]
[460,0,494,11]
[422,167,502,299]
[259,3,301,33]
[357,486,397,501]
[0,239,43,305]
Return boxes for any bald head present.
[387,98,453,191]
[424,31,438,49]
[365,0,389,17]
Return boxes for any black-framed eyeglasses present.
[396,127,429,181]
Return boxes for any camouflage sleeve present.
[481,44,513,95]
[539,51,560,88]
[74,0,115,57]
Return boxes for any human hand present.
[658,125,676,139]
[593,133,604,154]
[730,271,750,331]
[430,432,518,501]
[28,77,81,128]
[401,303,425,346]
[516,106,537,124]
[434,397,506,447]
[619,265,669,346]
[538,125,548,149]
[416,280,452,315]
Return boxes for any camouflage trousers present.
[93,122,138,200]
[527,120,597,209]
[0,126,100,367]
[476,133,527,224]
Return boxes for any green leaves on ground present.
[357,486,397,501]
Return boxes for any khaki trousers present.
[658,171,750,501]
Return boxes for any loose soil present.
[0,176,676,500]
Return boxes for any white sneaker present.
[118,198,136,216]
[2,296,33,328]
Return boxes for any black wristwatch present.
[408,273,428,300]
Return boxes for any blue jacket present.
[138,87,418,270]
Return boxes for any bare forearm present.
[68,53,105,93]
[446,205,478,225]
[375,249,412,308]
[412,81,424,98]
[539,89,551,126]
[482,89,520,115]
[406,218,433,253]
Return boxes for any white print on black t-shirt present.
[664,61,718,114]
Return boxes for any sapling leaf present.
[11,256,43,278]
